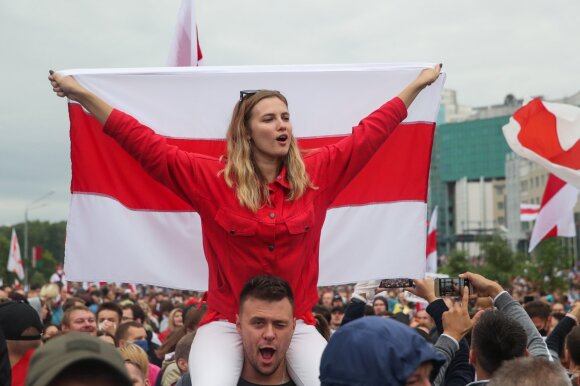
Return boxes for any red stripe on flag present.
[520,208,540,215]
[541,174,568,206]
[70,104,433,211]
[426,231,437,255]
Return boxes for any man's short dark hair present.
[97,302,123,321]
[471,310,527,376]
[115,321,145,343]
[239,275,294,313]
[524,301,551,320]
[488,357,571,386]
[122,303,145,323]
[566,326,580,365]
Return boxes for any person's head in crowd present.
[90,289,102,305]
[158,300,174,319]
[25,332,132,386]
[552,302,566,314]
[312,304,331,324]
[40,300,53,326]
[314,313,331,341]
[174,332,196,375]
[168,308,184,330]
[0,300,43,377]
[96,302,123,335]
[470,310,527,381]
[566,326,580,372]
[373,296,387,315]
[320,289,334,309]
[42,324,59,342]
[61,305,97,336]
[320,316,444,386]
[97,330,117,346]
[124,360,149,386]
[329,306,345,330]
[61,296,86,313]
[487,357,571,386]
[122,303,145,324]
[116,321,149,351]
[236,275,296,385]
[39,283,59,305]
[119,343,150,378]
[332,294,344,308]
[524,300,552,336]
[414,309,434,331]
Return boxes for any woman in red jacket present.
[50,64,441,385]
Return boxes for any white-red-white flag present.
[503,99,580,189]
[167,0,203,66]
[426,206,438,273]
[520,203,540,222]
[7,229,24,280]
[529,174,579,252]
[60,63,445,289]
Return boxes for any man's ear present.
[469,348,476,366]
[176,357,189,373]
[292,317,296,330]
[236,314,241,332]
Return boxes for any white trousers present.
[188,320,327,386]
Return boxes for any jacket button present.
[269,213,275,219]
[230,230,235,235]
[268,244,275,251]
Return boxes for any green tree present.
[439,249,473,276]
[478,234,515,287]
[529,238,574,293]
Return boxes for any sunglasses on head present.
[239,89,281,102]
[239,90,260,102]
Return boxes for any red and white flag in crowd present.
[520,203,540,222]
[528,174,579,252]
[7,229,24,280]
[59,63,445,289]
[167,0,203,66]
[426,206,438,273]
[503,99,580,189]
[31,246,43,269]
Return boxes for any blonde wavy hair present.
[119,343,150,377]
[223,90,313,212]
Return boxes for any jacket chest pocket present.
[285,205,315,235]
[215,208,258,237]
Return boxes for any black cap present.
[0,301,43,340]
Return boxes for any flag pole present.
[24,191,54,287]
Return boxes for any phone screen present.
[379,278,414,289]
[435,278,470,297]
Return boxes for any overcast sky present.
[1,0,579,227]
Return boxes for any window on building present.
[497,202,504,210]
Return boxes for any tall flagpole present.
[24,190,54,287]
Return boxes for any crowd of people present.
[1,268,580,386]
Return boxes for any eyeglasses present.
[239,90,259,102]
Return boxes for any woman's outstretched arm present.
[397,63,442,109]
[48,71,113,125]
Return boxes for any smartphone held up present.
[434,277,472,298]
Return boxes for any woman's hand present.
[47,70,113,124]
[415,63,442,88]
[397,63,443,108]
[48,70,87,102]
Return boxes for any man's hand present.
[460,271,503,299]
[406,277,438,303]
[569,303,580,322]
[442,287,473,342]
